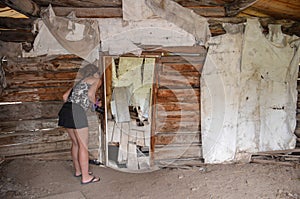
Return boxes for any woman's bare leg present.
[75,127,98,183]
[66,128,81,176]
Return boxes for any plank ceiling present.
[0,0,299,44]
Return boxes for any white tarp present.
[98,18,196,55]
[23,5,100,63]
[123,0,210,45]
[201,18,299,163]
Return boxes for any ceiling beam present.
[0,17,34,30]
[0,0,40,17]
[0,30,35,42]
[225,0,258,16]
[49,7,122,18]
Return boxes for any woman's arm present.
[62,88,72,102]
[88,78,102,104]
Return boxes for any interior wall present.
[0,55,101,160]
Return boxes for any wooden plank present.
[0,118,58,133]
[5,71,78,82]
[0,139,72,157]
[159,72,200,88]
[114,87,131,123]
[0,128,69,146]
[0,0,40,17]
[155,133,201,145]
[3,150,72,160]
[157,89,200,103]
[118,123,129,163]
[51,7,123,18]
[0,101,62,121]
[157,112,200,122]
[156,102,200,112]
[0,17,34,30]
[0,30,35,42]
[142,45,207,55]
[154,144,202,160]
[155,121,200,133]
[162,63,203,73]
[251,159,296,166]
[160,55,206,64]
[190,6,225,17]
[4,61,82,73]
[127,142,138,170]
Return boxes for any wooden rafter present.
[225,0,258,16]
[0,0,40,17]
[0,17,34,30]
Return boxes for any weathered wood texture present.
[0,55,83,102]
[295,66,300,148]
[0,55,101,160]
[152,46,206,166]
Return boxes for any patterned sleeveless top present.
[67,81,92,111]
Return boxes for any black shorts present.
[58,102,88,129]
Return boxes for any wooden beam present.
[207,17,300,37]
[225,0,258,17]
[188,6,225,17]
[49,7,122,18]
[0,30,35,42]
[0,0,40,17]
[0,17,34,30]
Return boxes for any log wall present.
[152,46,207,167]
[0,55,101,160]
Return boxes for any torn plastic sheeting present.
[144,0,211,45]
[237,18,298,153]
[22,20,69,58]
[201,19,299,163]
[98,18,196,56]
[123,0,210,45]
[40,5,100,63]
[201,25,243,163]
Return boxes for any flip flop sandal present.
[81,176,100,185]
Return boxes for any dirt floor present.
[0,159,299,199]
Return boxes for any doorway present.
[104,56,155,171]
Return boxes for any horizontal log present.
[0,17,34,30]
[5,71,78,82]
[51,7,122,18]
[0,139,71,157]
[162,63,203,73]
[0,87,68,102]
[159,72,200,88]
[0,118,58,133]
[157,112,200,122]
[156,102,200,112]
[142,45,207,55]
[4,59,82,73]
[1,0,40,17]
[155,132,201,145]
[157,89,200,103]
[155,121,200,133]
[154,144,202,160]
[0,101,62,121]
[4,150,72,160]
[0,128,68,146]
[190,6,225,17]
[0,30,35,42]
[6,80,73,89]
[160,55,206,64]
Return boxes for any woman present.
[58,64,102,184]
